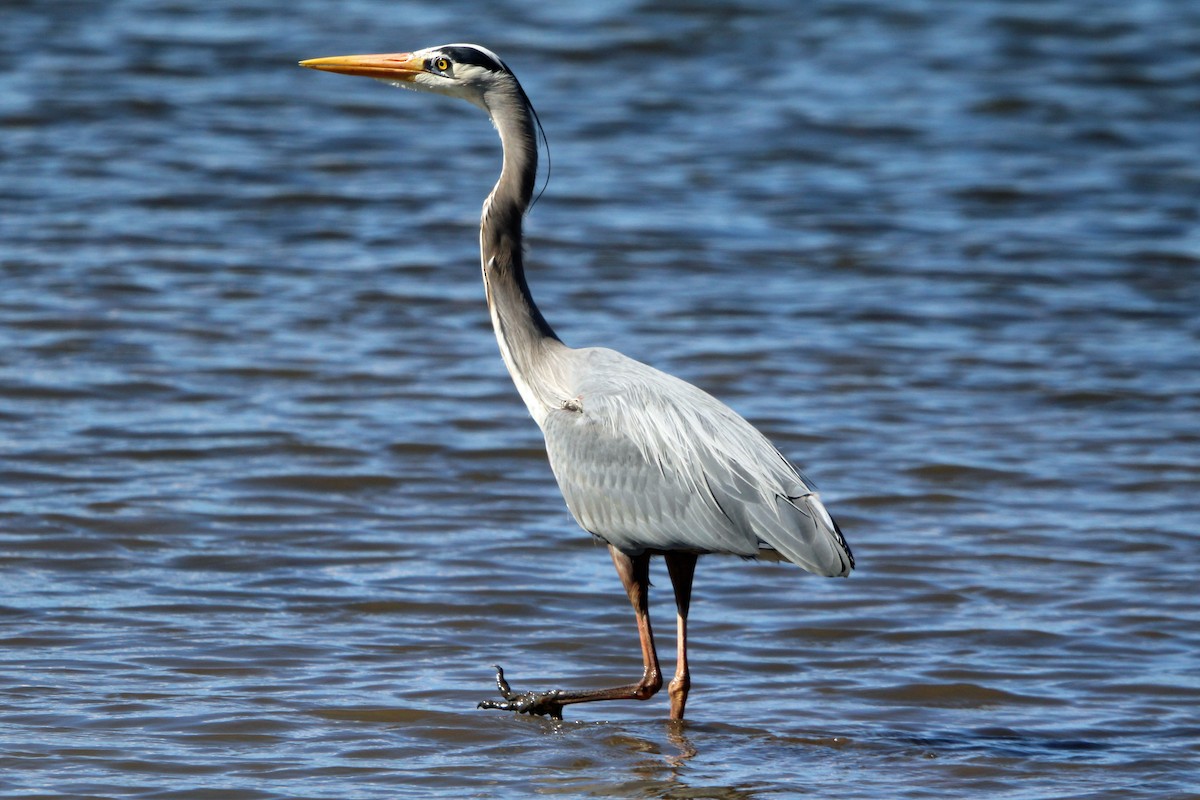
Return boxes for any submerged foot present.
[477,664,566,719]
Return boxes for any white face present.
[384,45,507,110]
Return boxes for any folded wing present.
[540,348,853,577]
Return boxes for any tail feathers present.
[767,493,854,577]
[699,459,854,576]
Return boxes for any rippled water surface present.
[3,1,1199,797]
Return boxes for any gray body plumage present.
[538,346,852,576]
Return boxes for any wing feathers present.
[539,348,853,577]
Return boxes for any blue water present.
[2,1,1198,798]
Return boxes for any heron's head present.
[300,43,522,113]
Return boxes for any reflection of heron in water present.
[300,43,854,721]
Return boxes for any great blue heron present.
[300,43,854,722]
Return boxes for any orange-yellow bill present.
[298,52,426,80]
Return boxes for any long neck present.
[480,86,567,424]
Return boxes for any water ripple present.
[2,0,1199,798]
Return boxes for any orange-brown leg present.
[664,552,697,721]
[479,545,663,719]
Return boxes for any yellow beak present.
[298,52,426,81]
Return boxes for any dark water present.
[3,0,1199,797]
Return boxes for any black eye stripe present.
[439,45,507,73]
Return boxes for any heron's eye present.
[434,57,451,72]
